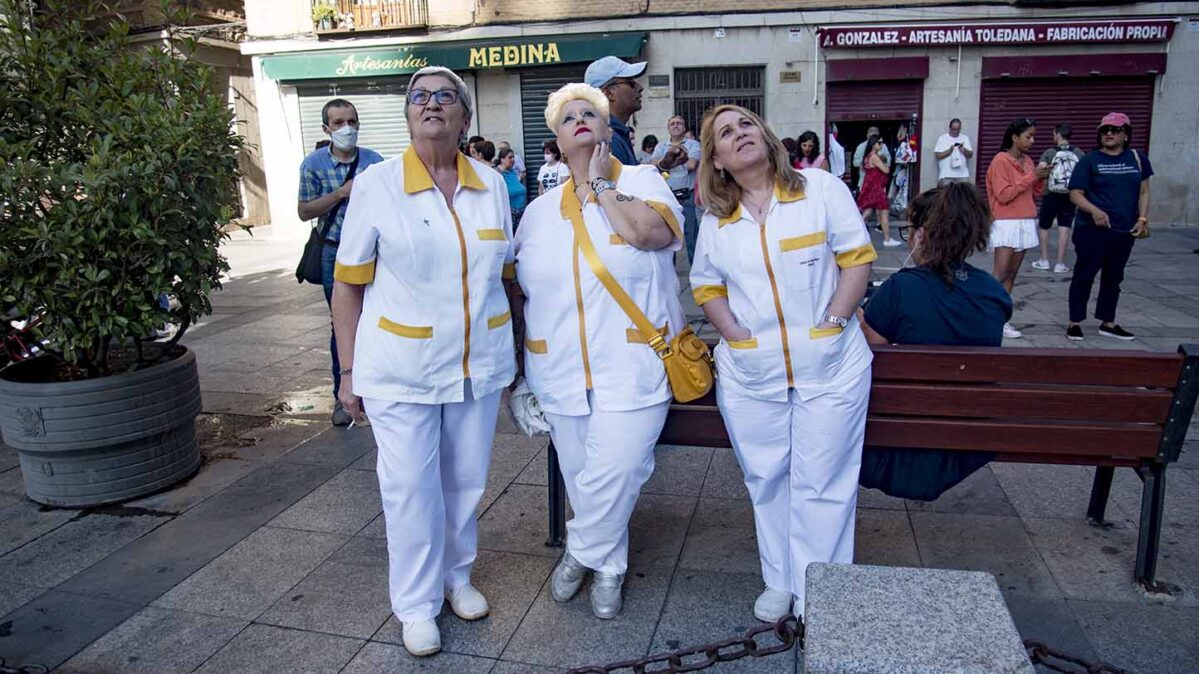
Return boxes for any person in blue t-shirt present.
[1065,112,1153,342]
[497,147,528,225]
[857,182,1012,500]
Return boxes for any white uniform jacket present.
[515,161,686,417]
[334,147,516,404]
[689,169,877,401]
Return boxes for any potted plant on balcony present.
[0,0,243,507]
[311,2,337,31]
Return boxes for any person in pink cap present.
[1064,112,1153,341]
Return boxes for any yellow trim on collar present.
[559,156,625,218]
[774,180,806,203]
[717,204,744,228]
[780,231,828,252]
[692,284,728,306]
[835,243,879,269]
[403,146,487,194]
[333,260,376,285]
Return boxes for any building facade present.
[243,1,1199,235]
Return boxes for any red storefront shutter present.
[826,80,924,122]
[975,76,1155,195]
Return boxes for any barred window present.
[673,67,766,136]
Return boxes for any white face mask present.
[329,125,358,151]
[544,153,555,164]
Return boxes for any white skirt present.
[989,218,1039,251]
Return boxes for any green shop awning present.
[262,31,646,81]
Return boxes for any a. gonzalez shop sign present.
[261,32,645,81]
[818,19,1176,49]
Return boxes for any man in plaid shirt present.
[298,99,384,426]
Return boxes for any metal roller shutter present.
[521,66,588,195]
[298,78,411,159]
[826,80,923,122]
[975,77,1155,194]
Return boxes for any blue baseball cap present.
[584,56,647,89]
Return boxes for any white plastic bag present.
[508,377,551,437]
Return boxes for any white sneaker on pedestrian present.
[401,619,441,657]
[1031,259,1051,271]
[1003,323,1023,339]
[753,588,793,622]
[446,584,489,620]
[882,238,903,247]
[590,571,624,620]
[1054,263,1071,274]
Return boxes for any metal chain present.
[1025,640,1135,674]
[0,659,49,674]
[565,616,802,674]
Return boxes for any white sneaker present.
[753,588,793,622]
[882,238,903,247]
[446,584,489,620]
[401,619,441,657]
[1003,323,1023,339]
[1031,259,1051,271]
[1054,263,1071,274]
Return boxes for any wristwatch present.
[823,314,849,328]
[590,178,616,197]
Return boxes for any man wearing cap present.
[585,56,646,165]
[1065,112,1153,342]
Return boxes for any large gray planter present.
[0,347,202,507]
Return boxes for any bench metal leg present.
[1134,461,1168,591]
[1086,466,1115,524]
[545,439,566,548]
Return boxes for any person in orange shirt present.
[985,118,1049,339]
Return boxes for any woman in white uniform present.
[689,104,876,623]
[514,83,685,619]
[331,66,516,657]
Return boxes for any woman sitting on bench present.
[859,182,1013,499]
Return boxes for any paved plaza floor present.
[1,224,1198,673]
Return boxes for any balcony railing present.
[311,0,427,34]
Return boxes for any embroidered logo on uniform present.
[423,219,430,227]
[955,268,969,282]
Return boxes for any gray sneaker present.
[331,401,352,426]
[551,551,590,602]
[590,571,624,620]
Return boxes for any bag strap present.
[1131,149,1142,176]
[318,153,363,239]
[564,196,670,357]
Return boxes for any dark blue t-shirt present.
[1067,149,1153,232]
[609,116,638,166]
[864,263,1012,347]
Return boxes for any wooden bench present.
[545,344,1199,592]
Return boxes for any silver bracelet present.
[339,368,353,376]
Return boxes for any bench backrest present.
[660,344,1198,466]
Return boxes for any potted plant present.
[312,2,337,30]
[0,0,244,507]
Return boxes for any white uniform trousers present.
[363,383,501,622]
[545,393,669,574]
[716,367,871,609]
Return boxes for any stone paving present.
[1,225,1198,673]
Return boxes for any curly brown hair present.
[907,182,992,285]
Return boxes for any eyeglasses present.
[608,79,642,92]
[1099,126,1126,135]
[408,88,459,106]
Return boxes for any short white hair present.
[406,66,473,120]
[544,83,609,131]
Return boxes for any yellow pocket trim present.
[378,317,433,339]
[476,228,507,241]
[502,262,516,280]
[835,243,878,269]
[487,311,511,329]
[333,260,376,285]
[809,326,844,340]
[692,284,728,306]
[779,231,828,252]
[727,338,758,350]
[626,324,669,344]
[609,234,628,245]
[525,338,547,354]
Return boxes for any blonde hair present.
[697,104,805,220]
[544,83,610,131]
